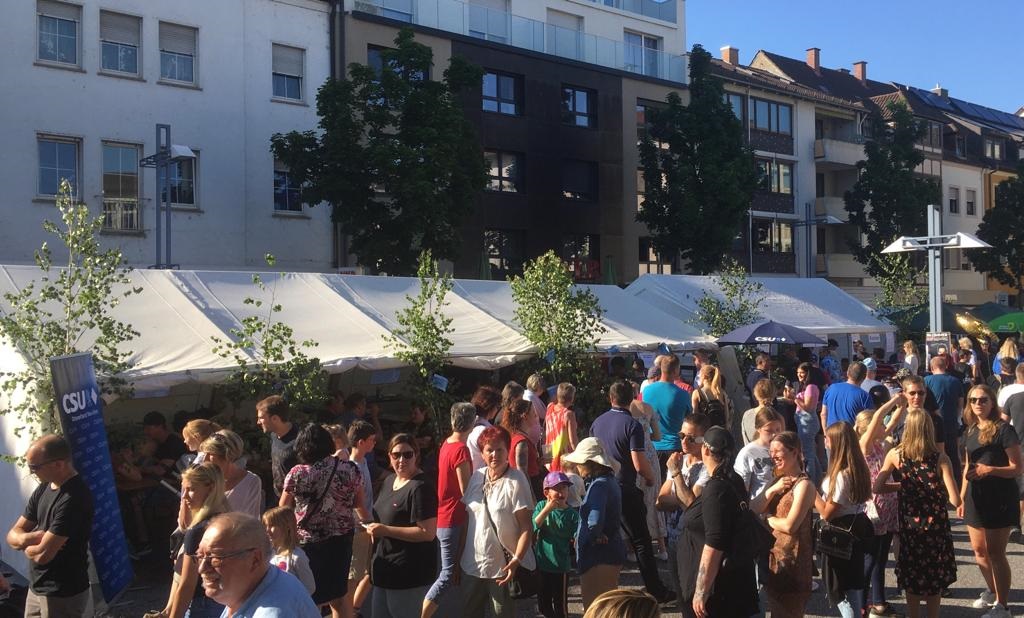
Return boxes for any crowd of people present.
[5,334,1024,618]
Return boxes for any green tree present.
[211,255,327,410]
[844,101,939,313]
[385,250,455,428]
[0,180,139,439]
[511,251,605,416]
[271,28,486,276]
[972,161,1024,305]
[691,257,766,337]
[637,44,758,274]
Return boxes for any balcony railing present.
[355,0,688,84]
[102,199,141,232]
[582,0,678,23]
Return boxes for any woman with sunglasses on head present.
[200,430,263,520]
[959,384,1022,618]
[364,433,438,618]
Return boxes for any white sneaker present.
[981,604,1011,618]
[973,591,997,609]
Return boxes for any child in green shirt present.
[533,471,581,618]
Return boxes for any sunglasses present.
[390,450,415,460]
[969,396,990,405]
[905,390,925,397]
[680,434,704,443]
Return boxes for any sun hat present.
[542,471,572,490]
[562,437,620,474]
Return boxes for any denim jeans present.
[836,589,865,618]
[795,410,821,485]
[863,532,892,606]
[425,525,461,603]
[372,585,430,618]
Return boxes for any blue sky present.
[686,0,1024,114]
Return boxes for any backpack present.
[697,388,728,428]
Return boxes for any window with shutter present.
[100,11,140,74]
[272,44,304,100]
[37,0,80,66]
[159,22,197,84]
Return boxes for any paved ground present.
[100,517,1024,617]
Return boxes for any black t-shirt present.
[965,422,1019,468]
[271,423,301,497]
[183,519,214,601]
[155,433,188,476]
[24,474,93,596]
[1004,392,1024,445]
[370,472,438,589]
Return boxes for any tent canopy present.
[626,274,896,336]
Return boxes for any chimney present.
[720,45,739,66]
[931,83,949,98]
[853,61,867,83]
[806,47,820,72]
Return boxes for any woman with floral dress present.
[873,409,960,618]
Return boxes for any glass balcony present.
[354,0,688,84]
[585,0,678,23]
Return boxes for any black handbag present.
[814,517,856,561]
[481,474,540,599]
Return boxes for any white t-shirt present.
[904,353,920,376]
[460,467,537,579]
[270,547,316,594]
[820,471,867,518]
[467,419,492,470]
[998,383,1024,408]
[734,442,773,499]
[226,471,265,519]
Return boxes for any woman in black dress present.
[679,426,759,618]
[960,384,1022,616]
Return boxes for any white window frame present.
[158,21,198,86]
[273,160,302,212]
[624,31,661,78]
[157,152,199,209]
[36,1,82,69]
[99,10,142,77]
[948,185,960,215]
[100,141,142,232]
[37,133,81,198]
[271,43,305,102]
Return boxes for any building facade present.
[1,0,334,271]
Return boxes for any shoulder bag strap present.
[481,473,513,565]
[300,458,339,525]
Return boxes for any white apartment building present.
[0,0,335,271]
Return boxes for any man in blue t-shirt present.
[821,361,873,428]
[590,380,673,604]
[925,354,966,481]
[644,355,692,469]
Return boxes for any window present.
[272,44,304,100]
[273,161,302,212]
[561,86,595,128]
[102,143,140,231]
[636,101,667,149]
[484,229,525,279]
[624,31,661,77]
[966,189,976,216]
[381,0,413,22]
[752,219,794,254]
[756,159,793,195]
[484,150,520,192]
[750,98,792,134]
[468,0,509,42]
[563,234,600,280]
[985,138,1004,160]
[157,156,197,206]
[367,45,426,82]
[561,159,597,201]
[948,186,959,214]
[639,237,670,274]
[37,1,80,66]
[37,135,79,196]
[159,22,197,84]
[100,11,140,75]
[482,71,520,115]
[636,168,645,212]
[955,135,966,158]
[725,93,744,122]
[815,173,825,198]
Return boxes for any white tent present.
[626,274,896,336]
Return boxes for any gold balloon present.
[956,312,997,348]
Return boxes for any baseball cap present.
[542,471,572,490]
[862,357,877,371]
[703,426,735,455]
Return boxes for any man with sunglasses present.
[198,512,319,617]
[6,435,93,618]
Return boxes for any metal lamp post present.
[139,124,196,269]
[880,203,992,333]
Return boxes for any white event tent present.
[626,274,896,337]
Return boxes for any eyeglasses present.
[680,435,704,444]
[27,459,58,473]
[194,547,256,567]
[969,397,990,405]
[390,450,415,460]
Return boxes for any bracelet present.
[669,471,681,480]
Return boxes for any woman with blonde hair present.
[155,462,231,618]
[902,340,920,376]
[180,419,221,470]
[200,430,263,519]
[873,409,959,618]
[992,337,1022,376]
[583,589,659,618]
[741,378,776,444]
[958,384,1022,617]
[691,364,731,429]
[815,422,873,618]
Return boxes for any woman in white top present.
[903,340,920,376]
[460,425,536,618]
[199,430,264,519]
[815,421,874,618]
[735,407,784,499]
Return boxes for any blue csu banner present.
[50,352,133,603]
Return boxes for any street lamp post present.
[881,203,992,333]
[139,124,196,269]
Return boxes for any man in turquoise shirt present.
[644,355,692,472]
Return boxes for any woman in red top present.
[545,382,579,471]
[504,399,544,500]
[422,402,477,618]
